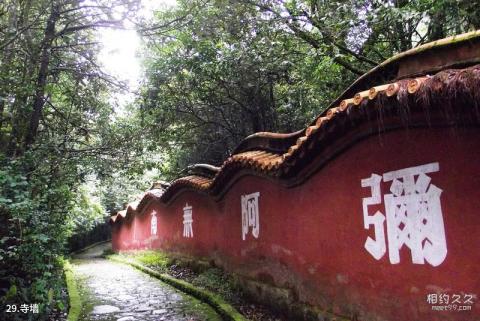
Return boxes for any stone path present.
[72,243,221,321]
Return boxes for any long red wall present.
[112,127,480,321]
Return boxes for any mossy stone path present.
[71,243,221,321]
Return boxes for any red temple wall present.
[112,127,480,321]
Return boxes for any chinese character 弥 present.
[361,162,447,266]
[183,203,193,238]
[241,192,260,240]
[151,211,157,235]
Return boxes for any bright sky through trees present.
[97,0,177,108]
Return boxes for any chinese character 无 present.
[241,192,260,240]
[183,203,193,238]
[361,162,447,266]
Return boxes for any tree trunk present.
[24,3,59,150]
[0,3,20,142]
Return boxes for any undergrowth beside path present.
[63,261,81,321]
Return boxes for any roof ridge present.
[111,32,480,222]
[112,64,480,222]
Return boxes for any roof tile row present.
[111,59,480,223]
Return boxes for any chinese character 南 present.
[183,203,193,238]
[241,192,260,240]
[151,211,157,235]
[361,162,447,266]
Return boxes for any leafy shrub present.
[0,156,71,320]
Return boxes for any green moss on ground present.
[181,294,223,321]
[192,268,238,300]
[63,261,81,321]
[128,250,172,269]
[108,250,171,270]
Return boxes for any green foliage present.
[192,268,239,304]
[0,1,146,319]
[133,0,480,172]
[112,250,172,270]
[139,0,339,169]
[0,156,71,320]
[69,180,106,234]
[133,251,171,268]
[99,168,162,214]
[1,0,479,319]
[64,261,81,321]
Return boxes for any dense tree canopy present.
[0,0,478,319]
[0,1,151,319]
[138,0,480,172]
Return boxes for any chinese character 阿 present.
[361,162,447,266]
[241,192,260,240]
[151,211,157,235]
[183,203,193,238]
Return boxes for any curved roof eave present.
[115,30,480,214]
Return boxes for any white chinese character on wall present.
[361,162,447,266]
[151,211,157,235]
[183,203,193,238]
[241,192,260,240]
